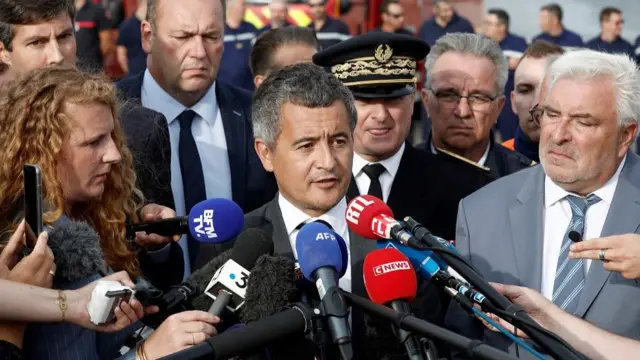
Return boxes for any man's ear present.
[254,138,274,173]
[0,41,12,66]
[141,20,153,54]
[254,75,265,89]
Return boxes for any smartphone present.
[104,289,133,323]
[23,164,43,249]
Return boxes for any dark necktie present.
[178,110,207,266]
[553,194,601,314]
[362,163,386,200]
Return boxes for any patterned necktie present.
[178,110,207,266]
[362,163,386,200]
[553,194,601,314]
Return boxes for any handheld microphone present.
[126,198,244,243]
[363,248,425,360]
[47,219,107,282]
[203,228,274,317]
[159,304,313,360]
[296,222,353,360]
[346,195,422,249]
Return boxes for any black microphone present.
[159,303,313,360]
[195,228,274,319]
[47,218,108,282]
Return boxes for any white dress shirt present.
[278,194,352,292]
[541,156,626,300]
[141,69,232,276]
[352,143,405,202]
[430,140,491,166]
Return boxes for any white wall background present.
[483,0,640,44]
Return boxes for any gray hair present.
[425,33,509,95]
[545,49,640,127]
[252,63,357,147]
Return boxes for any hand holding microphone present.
[135,203,182,249]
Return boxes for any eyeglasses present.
[429,89,497,111]
[386,12,404,19]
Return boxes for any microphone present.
[47,219,107,282]
[568,231,582,242]
[159,304,314,360]
[363,248,425,360]
[346,195,423,249]
[126,198,244,243]
[202,228,274,318]
[296,222,353,360]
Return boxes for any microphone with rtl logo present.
[363,248,425,360]
[345,195,424,249]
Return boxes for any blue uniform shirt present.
[219,21,257,91]
[586,35,634,57]
[117,16,147,77]
[497,33,528,141]
[309,17,350,50]
[533,29,583,48]
[418,13,475,46]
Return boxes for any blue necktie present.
[553,194,601,314]
[178,110,206,266]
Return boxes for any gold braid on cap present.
[330,44,417,86]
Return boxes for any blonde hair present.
[0,67,144,276]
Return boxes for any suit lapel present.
[386,144,412,212]
[508,167,545,289]
[216,83,247,207]
[576,153,640,317]
[264,196,295,257]
[346,178,360,202]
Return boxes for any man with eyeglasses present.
[421,33,535,180]
[373,0,413,36]
[586,7,633,59]
[308,0,350,49]
[446,48,640,359]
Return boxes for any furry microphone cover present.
[188,249,233,311]
[48,219,107,282]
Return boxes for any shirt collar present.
[352,142,405,179]
[278,193,348,238]
[544,154,627,208]
[141,69,218,125]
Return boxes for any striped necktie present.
[553,194,601,314]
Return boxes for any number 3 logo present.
[235,271,249,289]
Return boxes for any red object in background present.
[367,0,383,32]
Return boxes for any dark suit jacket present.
[348,143,492,241]
[116,72,277,216]
[419,130,535,181]
[204,195,443,360]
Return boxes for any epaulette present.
[436,147,491,173]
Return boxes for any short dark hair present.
[250,27,320,77]
[380,0,400,14]
[0,0,75,50]
[600,7,621,23]
[522,39,564,59]
[252,63,357,147]
[147,0,226,26]
[488,8,509,29]
[541,3,562,23]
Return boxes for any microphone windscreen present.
[241,254,296,323]
[296,222,345,281]
[48,218,106,282]
[363,248,417,304]
[231,228,274,269]
[188,250,233,311]
[346,195,394,240]
[309,220,348,278]
[188,198,244,243]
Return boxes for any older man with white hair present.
[446,49,640,358]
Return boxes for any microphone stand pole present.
[341,291,518,360]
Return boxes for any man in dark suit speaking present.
[116,0,277,273]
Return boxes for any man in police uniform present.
[219,0,257,91]
[313,32,491,241]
